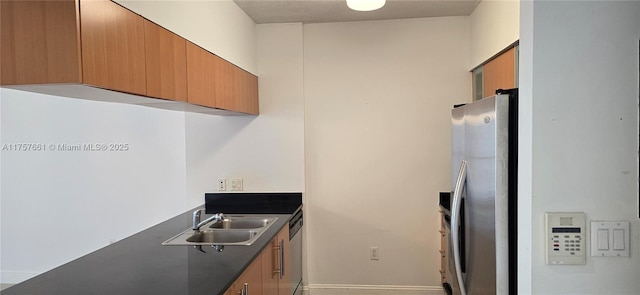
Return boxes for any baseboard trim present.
[304,284,443,295]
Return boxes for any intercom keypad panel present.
[545,212,587,265]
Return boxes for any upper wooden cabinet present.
[186,41,217,108]
[187,41,259,115]
[80,0,147,95]
[213,55,237,111]
[472,44,518,101]
[1,0,146,95]
[1,0,258,114]
[483,47,516,98]
[144,20,188,102]
[234,67,259,115]
[214,56,259,115]
[1,0,82,85]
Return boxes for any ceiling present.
[233,0,481,24]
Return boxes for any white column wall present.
[520,1,640,294]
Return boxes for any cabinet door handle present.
[241,283,248,295]
[274,242,281,276]
[279,239,285,279]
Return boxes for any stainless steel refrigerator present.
[447,89,518,295]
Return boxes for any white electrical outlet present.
[230,178,243,191]
[218,178,226,191]
[370,247,379,260]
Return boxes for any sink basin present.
[186,230,258,244]
[208,217,276,229]
[162,216,278,246]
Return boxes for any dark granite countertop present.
[3,193,302,295]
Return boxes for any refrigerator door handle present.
[451,160,467,295]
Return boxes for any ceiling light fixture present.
[346,0,386,11]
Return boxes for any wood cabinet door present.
[212,55,237,111]
[224,254,263,295]
[186,41,217,108]
[277,227,290,295]
[210,54,259,114]
[80,0,146,95]
[262,227,290,295]
[144,20,187,101]
[215,62,259,115]
[236,69,259,115]
[1,0,81,85]
[482,47,516,98]
[262,238,279,295]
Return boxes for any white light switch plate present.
[591,221,630,257]
[230,178,243,191]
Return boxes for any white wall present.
[185,23,305,205]
[519,1,640,294]
[0,0,270,284]
[469,0,519,69]
[115,0,258,74]
[0,89,187,283]
[303,17,470,291]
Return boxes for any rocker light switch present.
[597,229,609,250]
[613,229,625,250]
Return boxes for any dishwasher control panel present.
[545,212,586,265]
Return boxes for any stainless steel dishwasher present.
[289,209,303,295]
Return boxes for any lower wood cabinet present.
[224,254,263,295]
[262,226,290,295]
[225,226,290,295]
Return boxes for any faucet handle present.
[192,208,204,230]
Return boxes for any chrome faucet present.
[192,209,224,231]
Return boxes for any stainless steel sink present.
[162,216,278,246]
[208,217,276,229]
[186,230,258,243]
